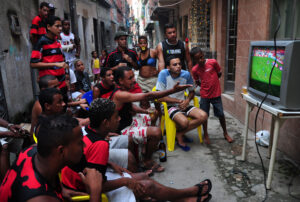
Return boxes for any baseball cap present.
[48,3,56,10]
[114,31,129,40]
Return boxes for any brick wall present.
[218,0,300,164]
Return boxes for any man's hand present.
[3,131,23,138]
[127,178,146,197]
[56,62,69,69]
[179,99,189,110]
[79,99,87,104]
[122,52,133,63]
[118,63,127,68]
[62,186,88,201]
[172,82,192,92]
[79,168,102,194]
[109,161,131,176]
[105,132,119,141]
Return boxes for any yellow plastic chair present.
[152,87,203,151]
[71,194,108,202]
[33,133,109,202]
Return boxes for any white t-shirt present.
[60,32,77,70]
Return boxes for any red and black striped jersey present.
[30,15,47,39]
[31,35,66,88]
[0,146,63,202]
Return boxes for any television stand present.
[240,92,300,189]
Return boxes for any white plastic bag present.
[255,130,270,147]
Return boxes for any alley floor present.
[152,108,300,202]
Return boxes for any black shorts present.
[167,105,195,120]
[200,96,224,118]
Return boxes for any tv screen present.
[249,47,285,98]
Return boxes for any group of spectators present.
[0,1,235,202]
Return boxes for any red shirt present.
[192,59,221,98]
[61,126,109,191]
[30,15,47,39]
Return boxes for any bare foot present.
[224,134,233,143]
[204,136,211,145]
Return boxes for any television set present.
[247,40,300,110]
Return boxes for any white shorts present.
[82,127,129,168]
[0,127,23,153]
[105,171,136,202]
[121,114,151,145]
[109,135,129,168]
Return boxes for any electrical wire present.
[253,0,281,201]
[156,0,186,8]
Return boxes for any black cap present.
[48,3,56,10]
[114,31,129,40]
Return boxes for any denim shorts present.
[200,96,224,118]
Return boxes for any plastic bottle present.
[158,140,167,162]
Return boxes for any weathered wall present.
[0,0,37,119]
[76,0,98,74]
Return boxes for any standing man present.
[60,19,81,70]
[106,31,141,93]
[30,16,69,101]
[29,2,49,45]
[157,23,193,72]
[106,31,139,70]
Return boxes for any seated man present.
[0,114,102,202]
[30,75,60,137]
[156,55,208,151]
[0,119,28,180]
[111,66,192,172]
[61,98,212,202]
[30,75,86,138]
[74,59,91,96]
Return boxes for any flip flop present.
[197,193,212,202]
[196,179,212,196]
[177,142,190,151]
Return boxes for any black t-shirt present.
[75,71,91,92]
[162,39,186,69]
[0,146,63,202]
[105,48,139,69]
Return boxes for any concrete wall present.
[217,0,300,164]
[0,0,37,119]
[76,0,98,74]
[0,0,113,120]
